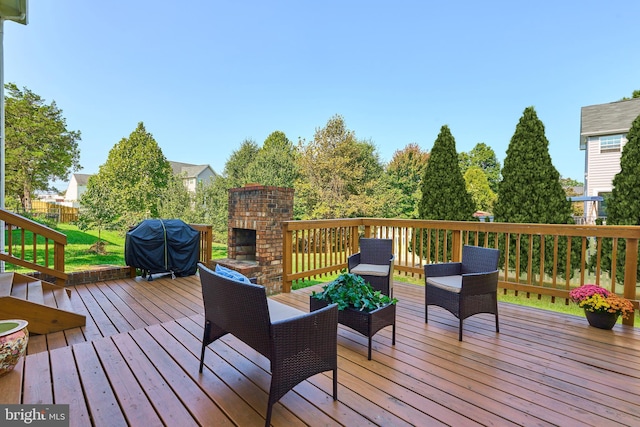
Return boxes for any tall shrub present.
[419,125,475,221]
[418,125,475,260]
[494,107,576,279]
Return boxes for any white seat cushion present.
[426,275,463,293]
[351,264,390,277]
[267,299,304,322]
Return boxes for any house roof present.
[72,173,92,186]
[580,98,640,142]
[169,161,215,179]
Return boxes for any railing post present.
[623,238,638,326]
[351,226,360,257]
[54,241,66,286]
[282,222,293,293]
[451,230,462,262]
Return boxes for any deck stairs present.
[0,272,86,334]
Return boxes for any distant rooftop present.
[580,97,640,141]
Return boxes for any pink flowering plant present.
[569,284,634,319]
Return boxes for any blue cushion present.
[215,264,251,284]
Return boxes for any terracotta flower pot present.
[584,310,619,330]
[0,319,29,376]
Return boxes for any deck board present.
[2,274,639,426]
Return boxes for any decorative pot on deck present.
[584,310,619,330]
[0,319,29,376]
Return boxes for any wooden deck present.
[1,274,640,426]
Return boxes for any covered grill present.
[125,219,200,279]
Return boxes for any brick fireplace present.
[213,184,294,294]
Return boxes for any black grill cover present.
[125,219,200,277]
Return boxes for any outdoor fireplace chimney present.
[216,184,294,294]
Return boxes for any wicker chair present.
[424,245,500,341]
[348,238,395,297]
[198,264,338,427]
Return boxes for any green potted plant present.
[311,271,397,311]
[310,271,398,360]
[569,284,634,329]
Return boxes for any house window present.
[599,135,623,153]
[597,192,611,217]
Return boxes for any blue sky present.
[4,1,639,189]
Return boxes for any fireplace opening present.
[232,228,256,261]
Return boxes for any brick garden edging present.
[30,265,132,286]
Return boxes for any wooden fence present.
[29,201,79,223]
[283,218,640,326]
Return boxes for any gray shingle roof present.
[169,161,215,178]
[73,173,92,186]
[580,98,640,139]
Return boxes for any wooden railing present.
[283,218,640,326]
[189,224,213,264]
[0,208,68,285]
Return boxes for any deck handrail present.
[283,218,640,326]
[189,224,213,264]
[0,208,68,285]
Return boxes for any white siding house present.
[64,173,92,208]
[580,98,640,222]
[169,162,217,192]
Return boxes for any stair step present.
[52,288,74,312]
[10,281,27,299]
[0,273,13,296]
[26,280,44,305]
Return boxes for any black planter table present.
[310,297,396,360]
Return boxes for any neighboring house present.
[169,161,217,193]
[64,173,92,208]
[64,163,216,208]
[580,97,640,222]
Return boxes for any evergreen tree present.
[418,125,475,221]
[418,125,475,260]
[494,107,576,279]
[494,107,572,224]
[600,113,640,283]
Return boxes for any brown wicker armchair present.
[198,264,338,427]
[348,238,395,297]
[424,245,500,341]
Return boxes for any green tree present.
[459,142,501,193]
[247,131,298,188]
[295,115,385,219]
[384,143,429,218]
[157,174,192,220]
[224,139,259,188]
[4,83,81,210]
[86,122,172,231]
[419,125,475,221]
[600,113,640,284]
[494,106,575,278]
[494,107,572,224]
[77,176,118,250]
[464,167,497,212]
